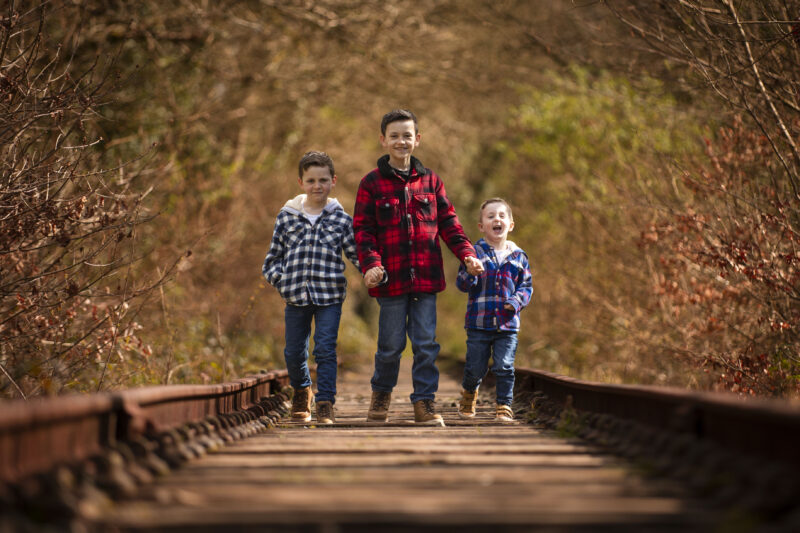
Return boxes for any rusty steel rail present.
[514,366,800,523]
[0,370,289,485]
[515,367,800,469]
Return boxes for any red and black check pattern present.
[353,155,476,297]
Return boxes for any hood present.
[477,238,523,255]
[281,194,343,216]
[377,154,427,179]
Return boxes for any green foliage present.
[462,67,709,386]
[5,1,796,399]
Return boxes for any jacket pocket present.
[376,197,401,226]
[412,193,436,221]
[283,221,307,248]
[318,221,343,249]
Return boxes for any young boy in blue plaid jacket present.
[262,151,360,425]
[455,198,533,422]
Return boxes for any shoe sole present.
[366,415,388,422]
[291,414,312,422]
[457,412,476,419]
[415,418,446,427]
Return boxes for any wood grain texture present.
[102,361,715,532]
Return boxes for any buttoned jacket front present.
[456,238,533,332]
[353,155,476,297]
[262,196,359,306]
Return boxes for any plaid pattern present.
[456,238,533,332]
[263,197,360,306]
[353,155,476,297]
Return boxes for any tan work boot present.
[458,388,478,419]
[316,400,335,425]
[413,399,445,427]
[367,391,392,422]
[290,386,312,422]
[495,404,514,422]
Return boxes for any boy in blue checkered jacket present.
[455,198,533,422]
[262,151,360,425]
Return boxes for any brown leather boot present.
[458,388,478,419]
[495,404,514,423]
[316,400,335,425]
[290,386,312,422]
[413,399,445,426]
[367,391,392,422]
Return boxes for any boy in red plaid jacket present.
[353,109,484,426]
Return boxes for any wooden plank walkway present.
[102,359,716,532]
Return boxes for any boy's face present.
[478,202,514,244]
[380,119,420,166]
[299,165,336,208]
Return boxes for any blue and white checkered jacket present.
[263,195,360,306]
[456,238,533,332]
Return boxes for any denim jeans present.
[283,302,342,403]
[462,328,518,406]
[371,293,439,403]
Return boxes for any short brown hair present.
[479,198,513,220]
[380,109,418,135]
[298,151,335,179]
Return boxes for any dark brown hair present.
[479,198,513,220]
[298,151,335,179]
[380,109,418,135]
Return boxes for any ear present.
[331,174,338,186]
[508,219,515,232]
[477,221,484,232]
[414,132,421,146]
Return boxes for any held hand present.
[503,303,515,312]
[464,256,484,276]
[364,266,385,288]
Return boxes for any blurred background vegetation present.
[2,0,798,398]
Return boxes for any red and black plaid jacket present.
[353,155,476,297]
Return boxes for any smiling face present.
[380,119,420,170]
[478,200,514,248]
[299,165,336,211]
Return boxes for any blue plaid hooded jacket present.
[263,195,360,306]
[456,238,533,332]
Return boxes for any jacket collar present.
[476,238,522,256]
[377,154,427,180]
[281,194,343,216]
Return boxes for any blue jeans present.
[371,293,439,403]
[462,329,518,406]
[283,302,342,404]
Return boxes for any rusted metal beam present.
[0,370,288,484]
[516,367,800,469]
[0,394,116,484]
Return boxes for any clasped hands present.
[463,256,484,276]
[364,266,385,288]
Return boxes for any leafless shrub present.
[0,2,162,397]
[604,0,800,395]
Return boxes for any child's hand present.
[464,256,484,276]
[364,266,385,288]
[503,303,515,311]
